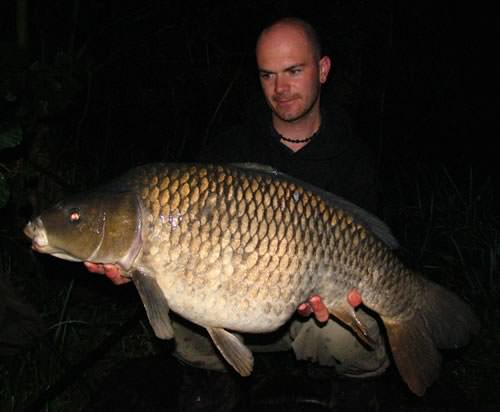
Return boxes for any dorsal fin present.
[317,189,399,249]
[229,162,278,174]
[231,163,399,249]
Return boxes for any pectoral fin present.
[132,270,174,339]
[329,303,375,347]
[206,327,254,376]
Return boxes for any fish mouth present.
[23,219,56,254]
[23,218,87,262]
[27,233,81,262]
[24,219,48,247]
[30,241,60,255]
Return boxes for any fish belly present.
[154,267,313,332]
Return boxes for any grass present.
[0,253,158,412]
[1,162,499,411]
[386,163,500,410]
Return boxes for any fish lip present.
[31,241,42,251]
[23,221,36,239]
[24,218,50,251]
[30,239,51,253]
[30,240,81,261]
[31,240,53,253]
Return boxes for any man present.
[202,17,377,211]
[86,17,389,410]
[170,17,389,409]
[193,12,388,375]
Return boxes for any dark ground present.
[8,259,491,412]
[80,352,479,412]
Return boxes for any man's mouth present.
[274,97,297,106]
[274,95,294,102]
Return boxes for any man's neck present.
[273,111,322,152]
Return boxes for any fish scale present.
[24,162,479,395]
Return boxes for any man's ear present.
[319,56,331,84]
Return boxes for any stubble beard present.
[270,87,321,124]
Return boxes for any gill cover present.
[39,191,142,269]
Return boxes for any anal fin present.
[206,327,254,376]
[132,270,174,340]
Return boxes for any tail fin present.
[383,281,479,396]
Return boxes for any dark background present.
[1,1,496,188]
[0,1,498,411]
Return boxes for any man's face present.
[256,24,330,124]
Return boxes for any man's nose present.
[274,75,289,94]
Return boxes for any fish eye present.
[68,208,81,224]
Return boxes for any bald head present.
[254,18,331,128]
[256,18,322,61]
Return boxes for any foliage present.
[0,126,22,208]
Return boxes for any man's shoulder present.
[317,105,373,155]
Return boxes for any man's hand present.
[297,295,330,323]
[297,289,363,323]
[83,262,131,285]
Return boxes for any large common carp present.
[24,163,479,395]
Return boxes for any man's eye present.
[260,73,272,80]
[290,69,301,75]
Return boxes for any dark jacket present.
[199,105,378,212]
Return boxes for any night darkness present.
[0,1,498,411]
